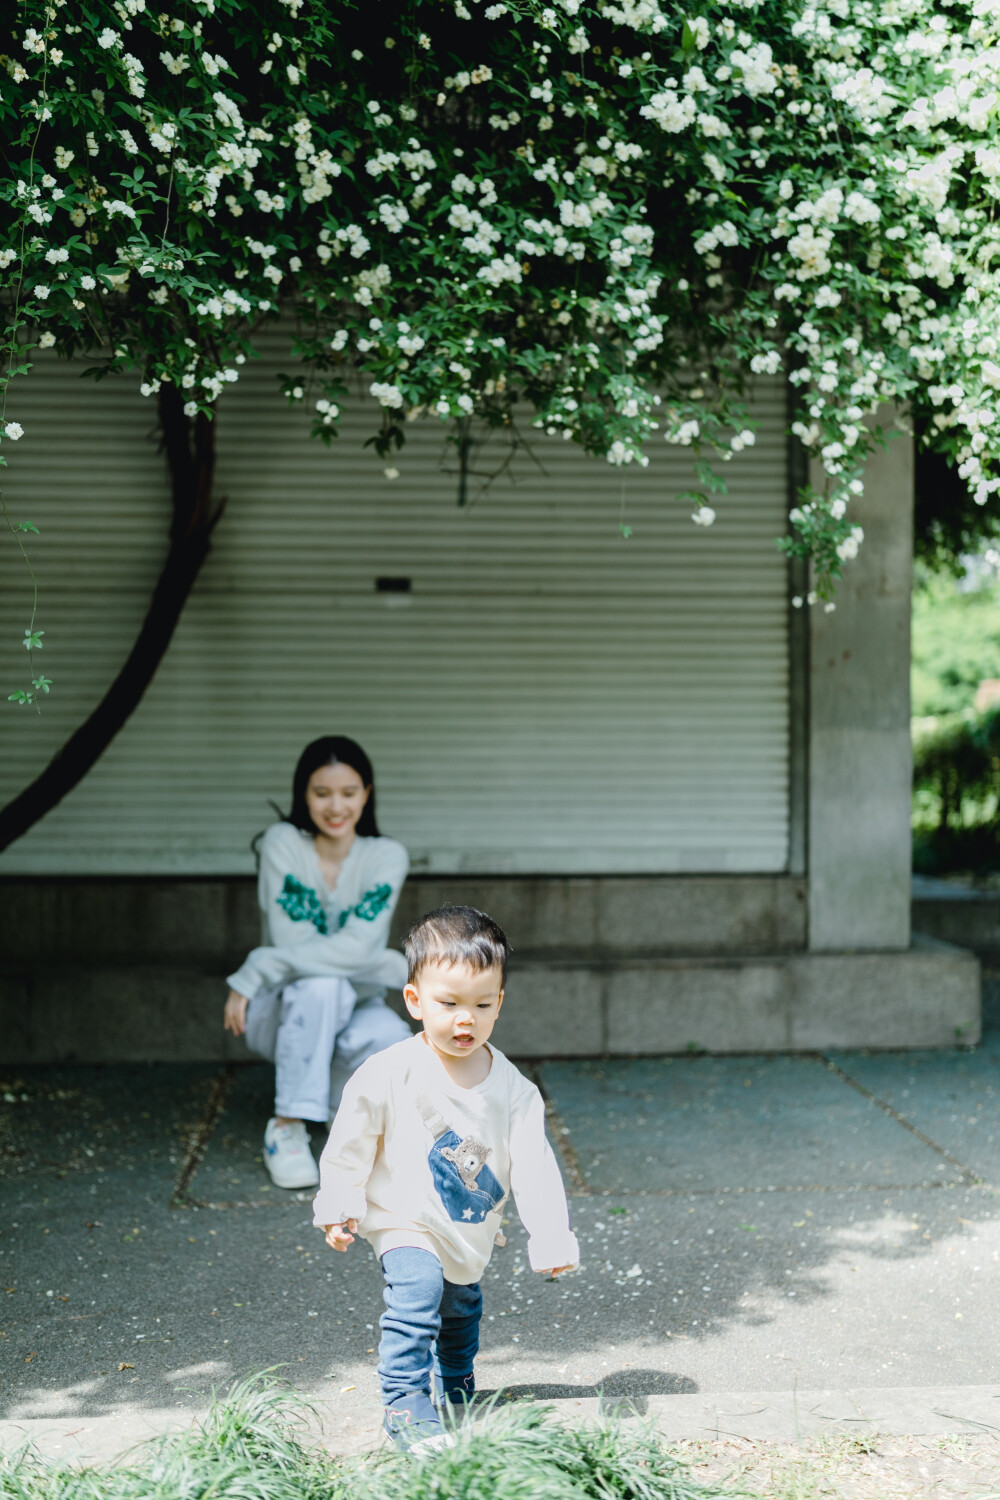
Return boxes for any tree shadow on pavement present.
[480,1365,698,1416]
[3,988,1000,1424]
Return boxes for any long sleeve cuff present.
[227,959,264,999]
[312,1183,368,1228]
[526,1230,580,1273]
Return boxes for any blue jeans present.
[378,1247,481,1405]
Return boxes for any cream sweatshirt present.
[226,822,408,1000]
[312,1035,580,1285]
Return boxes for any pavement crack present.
[169,1065,235,1209]
[574,1180,968,1198]
[820,1054,985,1188]
[524,1064,591,1195]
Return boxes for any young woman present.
[223,736,411,1190]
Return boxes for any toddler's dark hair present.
[404,905,509,986]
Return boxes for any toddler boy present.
[314,904,579,1452]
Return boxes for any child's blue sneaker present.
[383,1391,454,1454]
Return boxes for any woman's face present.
[305,761,370,841]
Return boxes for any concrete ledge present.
[0,936,978,1063]
[0,873,808,962]
[913,885,1000,965]
[4,1385,1000,1462]
[395,874,808,956]
[592,935,980,1055]
[0,967,245,1065]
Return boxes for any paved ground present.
[1,979,999,1464]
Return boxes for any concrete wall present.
[808,421,913,951]
[0,873,805,1063]
[393,876,808,957]
[0,872,807,965]
[1,874,981,1062]
[1,938,978,1063]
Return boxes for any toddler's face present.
[404,960,504,1060]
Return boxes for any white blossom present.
[370,381,404,408]
[640,88,697,133]
[730,41,776,97]
[379,201,409,232]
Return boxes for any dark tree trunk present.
[0,386,224,852]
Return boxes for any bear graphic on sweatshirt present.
[439,1136,492,1192]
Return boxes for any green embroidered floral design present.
[337,883,392,930]
[277,875,328,935]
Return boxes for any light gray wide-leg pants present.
[244,977,411,1122]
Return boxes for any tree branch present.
[0,388,223,854]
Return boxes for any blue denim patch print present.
[429,1131,505,1223]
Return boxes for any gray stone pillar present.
[807,420,912,951]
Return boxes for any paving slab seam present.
[820,1054,989,1188]
[563,1180,975,1198]
[525,1063,592,1195]
[169,1065,235,1209]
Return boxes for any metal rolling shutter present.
[0,330,790,875]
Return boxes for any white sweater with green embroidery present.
[226,822,408,1000]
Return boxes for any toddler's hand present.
[538,1263,576,1278]
[323,1220,357,1251]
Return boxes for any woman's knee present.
[334,1002,411,1067]
[277,979,357,1047]
[282,976,355,1009]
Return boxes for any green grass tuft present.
[0,1374,746,1500]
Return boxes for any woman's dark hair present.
[286,736,380,838]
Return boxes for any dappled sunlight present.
[164,1360,233,1384]
[3,1054,1000,1419]
[10,1375,106,1420]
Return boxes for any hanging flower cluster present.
[4,0,1000,698]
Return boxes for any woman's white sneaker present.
[263,1118,319,1190]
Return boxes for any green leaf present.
[22,630,44,650]
[31,676,52,693]
[681,19,698,52]
[7,690,32,705]
[16,521,39,534]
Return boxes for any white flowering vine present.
[4,0,1000,705]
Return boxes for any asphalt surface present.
[2,979,999,1457]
